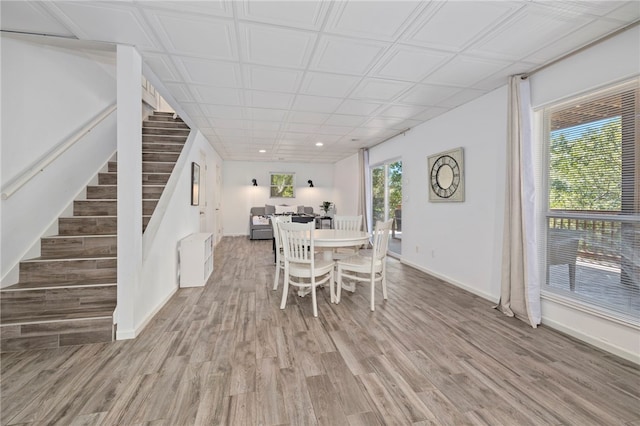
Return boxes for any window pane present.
[270,173,295,198]
[543,80,639,320]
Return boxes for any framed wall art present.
[191,162,200,206]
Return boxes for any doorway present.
[371,159,402,256]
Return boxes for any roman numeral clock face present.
[428,148,465,202]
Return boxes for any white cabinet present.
[179,233,213,287]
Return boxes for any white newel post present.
[116,45,142,339]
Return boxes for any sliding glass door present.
[371,160,402,256]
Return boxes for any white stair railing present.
[1,103,117,200]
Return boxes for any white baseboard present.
[400,258,499,304]
[541,317,640,365]
[115,286,178,340]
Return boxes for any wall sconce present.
[307,180,314,187]
[251,178,258,186]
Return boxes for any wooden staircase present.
[0,112,189,352]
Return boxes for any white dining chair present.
[279,221,334,317]
[271,215,291,291]
[332,215,364,260]
[336,219,393,311]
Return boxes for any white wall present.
[530,26,640,363]
[222,161,334,236]
[366,25,639,363]
[1,34,116,285]
[369,87,507,301]
[333,154,360,216]
[124,131,220,338]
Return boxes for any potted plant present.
[320,201,333,216]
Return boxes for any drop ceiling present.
[2,1,639,163]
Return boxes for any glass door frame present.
[370,157,402,257]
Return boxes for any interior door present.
[199,151,207,232]
[214,163,223,244]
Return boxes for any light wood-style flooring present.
[2,236,639,425]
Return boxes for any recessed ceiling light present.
[259,149,266,153]
[315,142,323,147]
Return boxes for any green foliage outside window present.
[270,173,295,198]
[372,161,402,224]
[549,118,621,211]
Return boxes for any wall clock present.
[427,147,465,202]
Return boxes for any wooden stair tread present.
[2,278,116,291]
[1,111,186,351]
[21,254,117,262]
[44,234,117,239]
[1,307,115,325]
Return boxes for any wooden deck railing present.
[547,210,639,267]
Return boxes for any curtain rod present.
[369,128,411,149]
[522,19,640,79]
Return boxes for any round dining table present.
[312,229,370,261]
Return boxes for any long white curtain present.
[497,75,541,328]
[358,148,372,234]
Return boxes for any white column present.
[116,45,142,339]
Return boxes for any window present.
[541,79,639,320]
[371,160,402,255]
[270,172,295,198]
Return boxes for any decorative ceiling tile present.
[325,1,426,41]
[143,53,180,81]
[292,94,343,113]
[243,65,303,93]
[525,19,624,64]
[245,90,294,109]
[6,0,638,163]
[397,83,460,106]
[411,106,451,121]
[311,35,389,75]
[468,5,591,60]
[174,57,241,87]
[424,55,510,87]
[215,128,249,138]
[287,111,331,124]
[245,107,289,121]
[239,23,316,68]
[146,10,236,59]
[237,0,330,31]
[250,121,282,131]
[351,78,414,102]
[403,1,519,52]
[378,104,428,119]
[193,86,243,105]
[285,123,321,133]
[164,82,194,102]
[363,116,405,129]
[209,118,247,129]
[202,105,245,120]
[372,45,454,82]
[1,1,74,37]
[472,61,536,91]
[52,2,159,50]
[317,125,355,135]
[299,72,361,98]
[334,99,384,116]
[606,2,640,21]
[439,88,489,109]
[323,114,368,127]
[137,1,233,18]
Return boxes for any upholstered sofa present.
[249,205,315,240]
